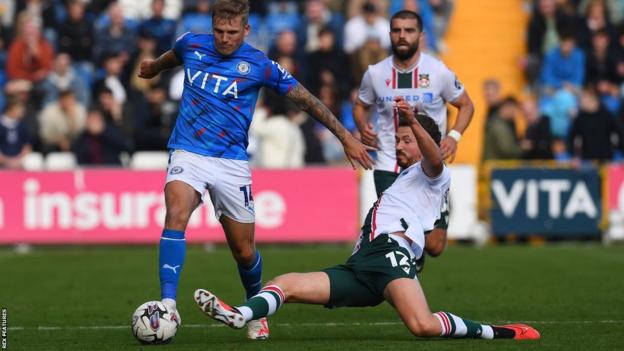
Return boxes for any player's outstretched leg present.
[384,278,540,340]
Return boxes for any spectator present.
[4,80,39,147]
[521,97,554,159]
[577,0,615,52]
[540,32,585,94]
[134,84,177,151]
[72,108,128,165]
[483,78,504,121]
[56,0,94,65]
[349,34,387,87]
[296,0,344,54]
[41,53,90,107]
[130,31,160,94]
[578,0,623,25]
[94,86,124,128]
[139,0,177,56]
[343,1,389,54]
[93,53,127,106]
[38,89,86,152]
[118,0,182,21]
[525,0,574,84]
[482,96,523,161]
[93,2,137,65]
[6,13,54,83]
[568,87,621,161]
[250,91,305,168]
[0,98,31,169]
[176,0,212,37]
[268,30,298,61]
[429,0,454,43]
[586,28,620,114]
[305,27,351,98]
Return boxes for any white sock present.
[162,298,177,310]
[237,306,254,322]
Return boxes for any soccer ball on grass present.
[131,301,179,344]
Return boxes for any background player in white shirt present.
[194,101,539,342]
[353,10,475,268]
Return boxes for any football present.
[131,301,179,344]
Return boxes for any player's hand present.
[440,136,458,162]
[138,59,160,79]
[343,135,375,170]
[394,96,416,123]
[357,122,378,148]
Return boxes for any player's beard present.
[391,39,419,61]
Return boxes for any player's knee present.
[265,274,293,300]
[231,247,256,266]
[164,206,193,229]
[405,318,440,337]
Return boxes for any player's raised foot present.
[247,317,269,340]
[498,324,541,340]
[194,289,246,329]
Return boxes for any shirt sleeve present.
[439,64,464,103]
[173,32,192,62]
[358,69,376,106]
[263,59,299,95]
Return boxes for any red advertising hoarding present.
[0,169,358,244]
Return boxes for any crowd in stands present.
[485,0,624,164]
[0,0,455,169]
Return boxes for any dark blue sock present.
[237,251,263,300]
[159,229,186,300]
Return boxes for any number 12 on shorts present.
[239,185,254,207]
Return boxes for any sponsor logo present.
[236,61,250,75]
[491,179,598,219]
[418,74,430,88]
[385,78,391,87]
[169,166,183,175]
[186,69,239,98]
[454,76,462,90]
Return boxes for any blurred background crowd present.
[1,0,624,170]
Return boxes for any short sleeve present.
[173,32,192,62]
[358,69,376,106]
[264,59,299,95]
[440,65,464,103]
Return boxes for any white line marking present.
[8,320,624,331]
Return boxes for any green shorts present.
[323,234,417,308]
[373,170,450,230]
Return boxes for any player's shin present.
[236,285,285,322]
[159,229,186,302]
[434,312,495,339]
[237,250,263,299]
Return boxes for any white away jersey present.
[358,53,464,172]
[368,162,451,259]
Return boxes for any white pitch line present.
[8,320,624,331]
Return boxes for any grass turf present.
[1,244,623,350]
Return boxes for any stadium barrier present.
[0,168,358,244]
[485,161,603,238]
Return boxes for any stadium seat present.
[45,152,78,170]
[130,151,170,170]
[22,152,45,171]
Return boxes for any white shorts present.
[166,149,255,223]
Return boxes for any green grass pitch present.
[1,243,624,350]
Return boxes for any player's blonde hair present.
[212,0,249,25]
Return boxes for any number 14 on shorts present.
[239,185,254,208]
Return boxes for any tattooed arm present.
[286,83,374,170]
